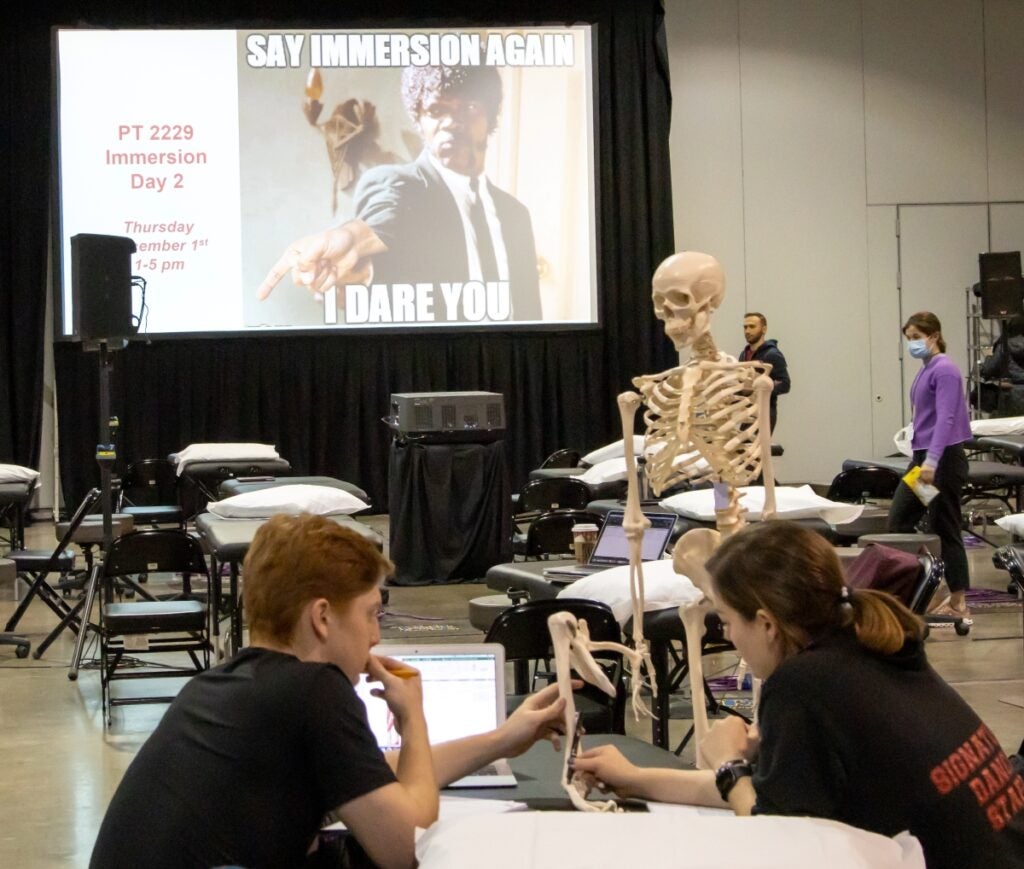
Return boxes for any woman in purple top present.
[888,311,974,622]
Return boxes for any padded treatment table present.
[843,455,1024,512]
[388,439,511,584]
[174,458,293,520]
[218,475,369,503]
[527,467,628,501]
[974,434,1024,464]
[195,512,383,654]
[486,558,572,601]
[0,481,34,552]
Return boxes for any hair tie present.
[838,586,853,606]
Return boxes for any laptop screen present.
[589,510,676,566]
[354,644,505,750]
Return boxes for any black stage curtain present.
[0,22,50,468]
[8,1,676,511]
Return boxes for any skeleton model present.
[550,252,777,808]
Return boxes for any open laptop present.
[542,509,677,579]
[354,643,517,788]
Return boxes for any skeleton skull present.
[651,252,725,350]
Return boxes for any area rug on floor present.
[965,587,1023,611]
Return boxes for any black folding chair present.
[523,509,603,560]
[97,529,211,724]
[4,489,100,650]
[539,448,582,469]
[118,459,185,528]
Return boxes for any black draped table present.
[388,439,511,584]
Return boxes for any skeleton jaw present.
[660,307,711,351]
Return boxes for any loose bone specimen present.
[549,612,631,812]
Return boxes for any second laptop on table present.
[542,509,676,579]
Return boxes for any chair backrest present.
[516,477,591,515]
[525,509,604,559]
[103,529,209,579]
[120,459,179,507]
[826,467,901,503]
[484,598,621,661]
[540,448,582,469]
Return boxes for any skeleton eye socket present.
[660,288,691,307]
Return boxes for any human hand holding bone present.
[256,218,387,302]
[493,681,574,757]
[571,744,645,800]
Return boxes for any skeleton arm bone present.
[617,391,657,717]
[753,371,776,519]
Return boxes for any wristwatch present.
[715,758,753,801]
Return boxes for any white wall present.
[664,0,1024,483]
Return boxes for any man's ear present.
[308,598,331,642]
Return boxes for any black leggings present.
[887,444,970,594]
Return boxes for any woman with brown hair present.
[889,311,974,622]
[572,522,1024,869]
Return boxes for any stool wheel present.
[954,621,971,637]
[16,643,30,659]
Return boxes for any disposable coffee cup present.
[572,523,600,564]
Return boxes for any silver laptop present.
[354,643,517,788]
[543,509,677,579]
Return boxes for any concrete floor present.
[1,518,1021,868]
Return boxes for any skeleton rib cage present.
[635,356,774,495]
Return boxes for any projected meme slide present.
[56,27,596,335]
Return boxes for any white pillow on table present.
[574,457,627,485]
[660,485,863,525]
[172,442,280,474]
[995,513,1024,537]
[207,484,368,519]
[581,435,646,466]
[971,416,1024,436]
[0,464,40,486]
[556,558,703,625]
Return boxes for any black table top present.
[443,734,685,805]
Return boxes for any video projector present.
[386,392,506,443]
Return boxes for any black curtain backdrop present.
[5,1,675,512]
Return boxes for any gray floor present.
[1,517,1021,868]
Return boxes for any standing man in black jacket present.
[740,312,790,433]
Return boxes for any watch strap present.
[715,758,753,801]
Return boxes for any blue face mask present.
[907,338,931,359]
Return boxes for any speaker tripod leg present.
[68,562,102,682]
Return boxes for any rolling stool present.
[0,558,30,658]
[855,533,968,635]
[468,590,529,633]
